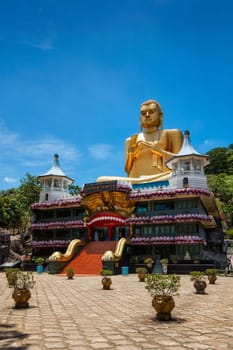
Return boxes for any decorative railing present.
[30,220,84,230]
[30,213,212,230]
[130,235,205,245]
[129,188,211,200]
[116,181,132,192]
[27,240,71,248]
[30,196,82,209]
[125,213,213,225]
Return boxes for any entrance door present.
[91,227,108,241]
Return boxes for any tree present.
[205,147,229,175]
[0,191,23,231]
[0,173,41,232]
[207,174,233,227]
[18,173,41,210]
[68,183,81,195]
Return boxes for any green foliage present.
[144,257,154,265]
[5,269,35,290]
[225,229,233,239]
[189,271,206,281]
[207,174,233,226]
[205,147,230,175]
[160,258,169,265]
[0,173,40,231]
[19,173,41,209]
[0,192,23,230]
[33,257,45,265]
[66,267,74,273]
[66,267,74,278]
[204,145,233,228]
[136,267,147,274]
[145,273,180,297]
[100,269,113,276]
[205,268,218,275]
[68,183,81,195]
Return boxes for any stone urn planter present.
[190,271,207,294]
[145,273,180,321]
[152,295,175,321]
[5,269,35,308]
[100,269,112,290]
[12,289,31,309]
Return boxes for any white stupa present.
[166,130,209,189]
[38,154,74,202]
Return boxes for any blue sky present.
[0,0,233,190]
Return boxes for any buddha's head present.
[140,99,163,131]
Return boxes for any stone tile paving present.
[0,272,233,349]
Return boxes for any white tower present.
[38,154,74,202]
[166,131,209,190]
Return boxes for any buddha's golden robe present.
[97,129,183,184]
[125,129,183,178]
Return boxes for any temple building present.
[29,130,226,275]
[29,100,226,274]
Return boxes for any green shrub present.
[145,273,180,297]
[100,269,112,276]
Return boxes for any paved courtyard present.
[0,272,233,350]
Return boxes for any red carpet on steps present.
[60,241,117,275]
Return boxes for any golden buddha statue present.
[97,99,183,184]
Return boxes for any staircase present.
[60,241,117,275]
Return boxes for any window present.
[154,201,175,211]
[134,227,141,236]
[135,203,148,213]
[193,160,201,173]
[176,223,198,234]
[177,198,198,209]
[54,179,61,188]
[45,179,52,188]
[63,181,68,189]
[56,209,71,218]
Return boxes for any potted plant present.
[136,267,147,282]
[100,269,112,290]
[145,273,181,321]
[23,248,32,262]
[189,271,207,294]
[5,268,35,308]
[33,257,45,273]
[170,255,179,264]
[160,259,169,274]
[193,256,200,264]
[66,267,74,279]
[205,268,218,284]
[144,257,154,270]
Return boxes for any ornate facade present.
[30,132,226,272]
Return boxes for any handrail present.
[102,238,127,262]
[48,239,83,262]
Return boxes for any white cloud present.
[88,144,113,159]
[0,120,19,146]
[21,38,54,51]
[204,139,211,145]
[3,177,17,183]
[20,136,80,164]
[0,120,81,189]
